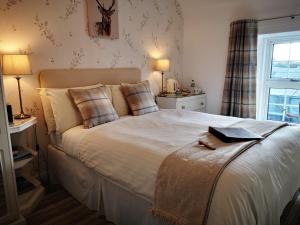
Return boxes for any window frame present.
[257,31,300,121]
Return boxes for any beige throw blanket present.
[152,119,287,225]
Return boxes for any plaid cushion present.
[69,87,119,128]
[121,80,159,116]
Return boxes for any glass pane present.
[271,61,289,78]
[289,60,300,79]
[268,104,284,113]
[290,42,300,60]
[288,106,299,115]
[271,42,300,79]
[267,88,300,123]
[272,43,290,61]
[269,94,284,104]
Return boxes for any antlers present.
[96,0,104,10]
[96,0,115,11]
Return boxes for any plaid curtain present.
[221,19,258,118]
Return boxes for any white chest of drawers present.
[156,94,206,112]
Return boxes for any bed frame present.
[39,68,142,88]
[39,68,299,225]
[39,68,166,225]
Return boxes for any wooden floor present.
[25,185,300,225]
[25,186,113,225]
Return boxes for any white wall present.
[180,0,300,114]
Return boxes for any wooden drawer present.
[176,95,205,111]
[156,95,206,112]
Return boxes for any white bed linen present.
[49,132,63,150]
[62,109,300,225]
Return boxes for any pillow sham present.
[121,80,159,116]
[108,85,130,117]
[69,87,119,128]
[46,88,82,133]
[39,89,56,134]
[42,84,111,133]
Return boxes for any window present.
[267,88,300,123]
[271,42,300,79]
[257,31,300,123]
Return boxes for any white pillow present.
[46,88,82,134]
[108,85,130,116]
[39,84,112,134]
[39,89,56,134]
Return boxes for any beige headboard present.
[39,68,142,88]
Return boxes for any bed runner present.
[152,119,287,225]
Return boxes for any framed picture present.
[86,0,119,39]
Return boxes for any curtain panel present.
[221,19,258,118]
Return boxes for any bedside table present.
[9,117,45,216]
[156,94,206,112]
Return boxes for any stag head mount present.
[95,0,116,36]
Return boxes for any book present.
[13,148,32,161]
[208,126,263,143]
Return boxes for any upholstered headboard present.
[39,68,142,88]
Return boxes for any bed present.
[39,68,300,225]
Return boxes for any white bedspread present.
[62,109,300,225]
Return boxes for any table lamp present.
[2,54,32,119]
[154,59,170,96]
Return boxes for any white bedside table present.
[156,94,206,112]
[9,117,45,216]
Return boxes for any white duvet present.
[62,109,300,225]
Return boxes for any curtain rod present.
[258,13,300,22]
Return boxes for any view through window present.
[267,42,300,123]
[258,32,300,124]
[268,88,300,123]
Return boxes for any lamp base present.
[14,113,31,120]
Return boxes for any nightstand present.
[156,94,206,112]
[9,117,45,216]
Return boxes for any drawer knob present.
[181,106,186,110]
[201,102,204,106]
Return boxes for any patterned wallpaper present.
[0,0,183,148]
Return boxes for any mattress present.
[53,115,132,152]
[58,109,300,225]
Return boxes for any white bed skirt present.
[48,141,299,225]
[48,145,168,225]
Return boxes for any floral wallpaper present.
[0,0,183,150]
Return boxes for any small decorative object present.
[190,80,195,94]
[154,59,170,97]
[181,92,189,96]
[175,89,182,96]
[2,55,32,119]
[181,88,190,93]
[6,104,13,124]
[86,0,119,39]
[194,88,202,95]
[166,78,179,94]
[180,88,190,96]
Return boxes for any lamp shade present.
[2,54,32,76]
[154,59,170,72]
